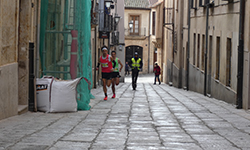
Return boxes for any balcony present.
[125,27,148,40]
[91,0,99,28]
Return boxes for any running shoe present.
[112,94,116,98]
[104,96,108,101]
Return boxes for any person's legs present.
[115,77,119,86]
[132,69,135,85]
[154,75,157,84]
[158,75,161,84]
[134,70,139,85]
[107,79,112,87]
[111,78,116,98]
[132,69,135,90]
[102,78,108,100]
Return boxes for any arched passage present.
[125,45,143,63]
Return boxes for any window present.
[197,34,200,68]
[193,33,196,65]
[208,36,213,74]
[191,0,198,9]
[152,12,156,35]
[226,38,232,87]
[129,15,140,35]
[199,0,209,7]
[215,37,220,80]
[201,34,205,70]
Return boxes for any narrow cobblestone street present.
[1,74,250,150]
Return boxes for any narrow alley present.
[1,74,250,150]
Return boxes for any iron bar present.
[29,42,35,111]
[236,0,245,109]
[186,0,191,91]
[204,3,209,96]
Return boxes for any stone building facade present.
[150,0,164,78]
[163,0,245,107]
[124,0,152,74]
[0,0,39,120]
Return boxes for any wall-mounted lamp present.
[105,0,113,9]
[114,15,121,24]
[129,21,133,29]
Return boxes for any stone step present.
[18,105,28,115]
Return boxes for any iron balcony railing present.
[124,27,148,36]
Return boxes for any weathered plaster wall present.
[18,0,31,105]
[125,8,150,74]
[242,0,250,109]
[0,0,19,120]
[189,2,239,104]
[0,0,18,66]
[0,63,19,120]
[124,9,150,36]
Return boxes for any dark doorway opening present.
[125,45,143,64]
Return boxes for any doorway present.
[125,46,143,64]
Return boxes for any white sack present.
[50,78,82,112]
[36,78,53,112]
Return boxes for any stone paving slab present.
[2,74,250,149]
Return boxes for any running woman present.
[111,51,123,98]
[96,46,116,101]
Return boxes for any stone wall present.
[0,0,19,120]
[18,0,32,105]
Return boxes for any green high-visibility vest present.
[131,58,141,70]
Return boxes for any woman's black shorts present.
[102,72,112,80]
[112,72,121,78]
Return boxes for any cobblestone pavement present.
[2,74,250,150]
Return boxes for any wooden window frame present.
[197,34,200,68]
[193,33,196,65]
[201,34,205,70]
[226,38,232,87]
[152,12,156,36]
[129,15,140,35]
[215,36,220,80]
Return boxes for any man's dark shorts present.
[102,72,112,80]
[112,72,121,78]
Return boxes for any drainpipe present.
[204,2,209,96]
[236,0,245,109]
[162,0,165,80]
[186,0,191,91]
[170,0,175,85]
[148,10,151,73]
[94,26,97,88]
[36,0,40,77]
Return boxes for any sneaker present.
[112,94,116,98]
[159,82,161,85]
[104,96,108,101]
[154,83,156,85]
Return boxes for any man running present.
[129,52,143,90]
[96,46,116,101]
[111,51,123,98]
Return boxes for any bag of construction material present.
[36,77,82,113]
[50,78,82,112]
[36,77,53,112]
